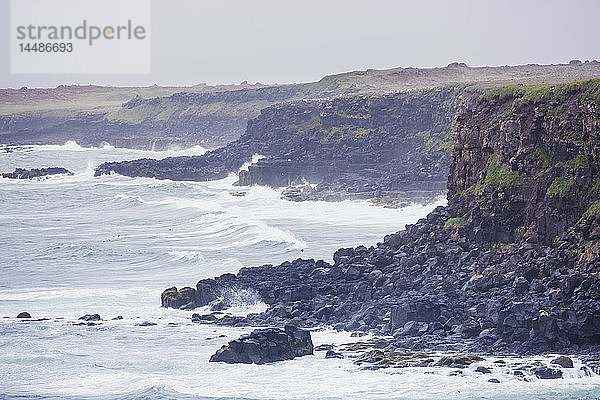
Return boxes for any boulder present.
[513,277,529,295]
[551,356,574,368]
[325,350,344,359]
[195,280,220,306]
[209,325,313,364]
[161,286,196,309]
[17,312,31,319]
[192,313,217,323]
[534,366,563,379]
[78,314,101,321]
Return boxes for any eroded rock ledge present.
[162,80,600,360]
[96,88,477,205]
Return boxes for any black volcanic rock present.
[534,366,563,379]
[209,325,313,364]
[96,88,478,204]
[161,286,198,309]
[78,314,101,321]
[161,80,600,360]
[2,167,72,179]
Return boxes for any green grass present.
[445,217,467,229]
[527,143,551,166]
[460,182,484,196]
[547,177,575,196]
[484,156,523,186]
[416,130,453,153]
[578,200,600,226]
[562,131,585,141]
[480,79,600,105]
[564,154,590,170]
[593,178,600,192]
[460,154,523,195]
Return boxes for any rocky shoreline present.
[8,311,595,380]
[160,80,600,369]
[96,88,476,206]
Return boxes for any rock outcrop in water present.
[1,167,72,179]
[164,80,600,360]
[97,88,477,205]
[209,325,313,364]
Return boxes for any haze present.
[1,0,599,88]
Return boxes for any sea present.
[1,142,599,399]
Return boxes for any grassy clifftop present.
[3,62,600,149]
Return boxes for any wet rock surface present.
[209,325,313,364]
[1,167,72,179]
[78,314,101,321]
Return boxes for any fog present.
[1,0,599,88]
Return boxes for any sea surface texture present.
[1,143,599,399]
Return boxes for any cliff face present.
[97,87,477,204]
[0,86,305,150]
[447,80,600,245]
[237,88,478,202]
[160,80,600,357]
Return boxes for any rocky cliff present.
[161,80,600,359]
[5,62,600,150]
[447,80,600,245]
[96,87,477,204]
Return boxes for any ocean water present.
[1,142,599,400]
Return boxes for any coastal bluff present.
[162,80,600,360]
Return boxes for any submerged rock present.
[78,314,101,321]
[209,325,313,364]
[191,313,217,323]
[136,321,157,327]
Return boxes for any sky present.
[1,0,599,88]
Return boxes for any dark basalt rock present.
[2,167,72,179]
[16,312,31,319]
[78,314,101,321]
[209,325,313,364]
[325,350,344,359]
[96,88,477,205]
[162,80,600,363]
[534,366,563,379]
[191,313,217,323]
[161,286,197,309]
[136,321,158,327]
[551,356,574,368]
